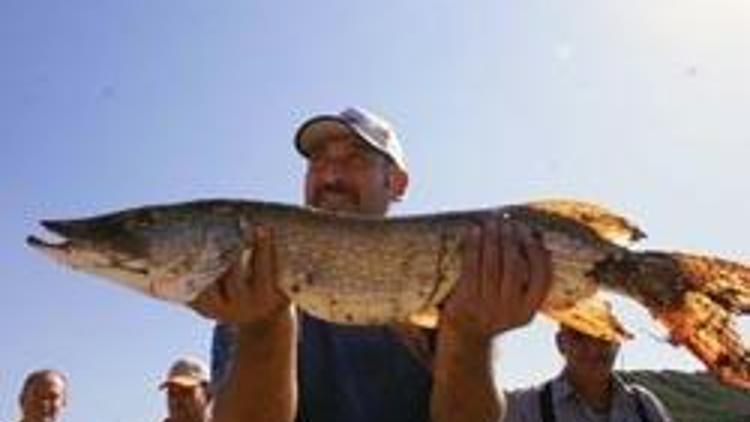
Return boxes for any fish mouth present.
[26,219,82,253]
[26,234,70,251]
[27,219,149,276]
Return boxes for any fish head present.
[26,205,236,301]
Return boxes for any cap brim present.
[294,115,406,173]
[549,297,633,344]
[159,376,205,390]
[561,321,632,344]
[295,115,355,158]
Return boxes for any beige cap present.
[295,107,408,174]
[549,297,633,344]
[159,356,209,389]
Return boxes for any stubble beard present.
[310,188,361,213]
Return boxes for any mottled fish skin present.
[27,198,750,390]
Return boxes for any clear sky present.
[2,1,748,420]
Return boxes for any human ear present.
[387,168,409,201]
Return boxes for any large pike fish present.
[26,199,750,389]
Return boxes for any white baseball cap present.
[294,107,408,174]
[159,356,209,389]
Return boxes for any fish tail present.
[670,253,750,313]
[601,251,750,389]
[658,290,750,389]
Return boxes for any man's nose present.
[319,162,345,184]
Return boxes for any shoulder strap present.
[631,386,651,422]
[540,381,556,422]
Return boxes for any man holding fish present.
[190,107,553,422]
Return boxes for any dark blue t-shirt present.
[297,314,432,422]
[211,315,432,422]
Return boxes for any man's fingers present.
[186,222,290,323]
[481,218,500,300]
[520,227,553,309]
[500,221,525,303]
[514,224,535,293]
[250,225,269,277]
[250,225,278,293]
[223,248,251,303]
[504,222,551,328]
[466,226,481,264]
[189,257,247,320]
[189,285,224,319]
[453,224,482,309]
[214,257,244,303]
[188,226,257,319]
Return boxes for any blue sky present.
[2,1,749,420]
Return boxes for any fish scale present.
[272,214,465,324]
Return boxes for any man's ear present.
[388,168,409,201]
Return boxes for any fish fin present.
[543,295,633,343]
[150,266,228,302]
[150,248,236,303]
[658,290,750,390]
[407,306,440,328]
[522,199,646,246]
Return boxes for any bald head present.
[19,370,67,422]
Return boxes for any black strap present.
[540,381,555,422]
[631,386,651,422]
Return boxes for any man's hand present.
[441,215,553,340]
[194,225,298,422]
[431,215,553,421]
[188,225,291,323]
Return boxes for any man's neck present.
[563,368,613,412]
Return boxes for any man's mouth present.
[313,189,359,211]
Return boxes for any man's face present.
[165,383,210,421]
[21,374,66,422]
[304,134,398,216]
[559,328,620,378]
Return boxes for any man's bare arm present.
[432,324,503,421]
[431,218,552,422]
[212,309,296,422]
[190,227,296,422]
